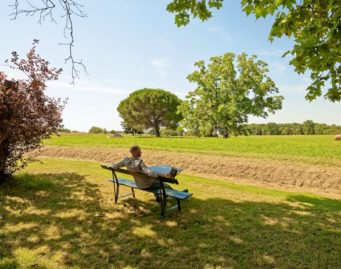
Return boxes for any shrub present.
[0,41,64,181]
[88,126,104,134]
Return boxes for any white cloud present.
[47,80,130,95]
[205,26,231,43]
[277,83,307,96]
[257,49,286,57]
[151,57,172,78]
[206,26,222,33]
[271,62,287,74]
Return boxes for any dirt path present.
[38,146,341,198]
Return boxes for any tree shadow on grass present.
[0,172,340,269]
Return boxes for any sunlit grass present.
[45,134,341,165]
[1,157,340,268]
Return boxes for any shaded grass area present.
[0,158,340,268]
[45,134,341,166]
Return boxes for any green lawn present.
[45,134,341,165]
[1,158,340,268]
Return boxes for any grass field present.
[45,134,341,165]
[1,158,340,268]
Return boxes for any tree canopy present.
[179,53,283,137]
[0,41,64,181]
[120,121,144,136]
[245,121,341,136]
[88,126,107,134]
[117,89,182,137]
[167,0,341,102]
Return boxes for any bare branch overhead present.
[9,0,87,83]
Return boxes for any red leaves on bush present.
[0,41,65,180]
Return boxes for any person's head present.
[130,145,142,158]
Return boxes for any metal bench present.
[101,164,192,218]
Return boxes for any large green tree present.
[117,89,182,137]
[179,53,283,138]
[167,0,341,102]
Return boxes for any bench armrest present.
[100,164,179,184]
[101,164,113,170]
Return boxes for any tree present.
[160,128,179,137]
[303,120,316,135]
[167,0,341,102]
[88,126,104,134]
[120,121,144,136]
[117,89,182,137]
[280,125,294,135]
[179,53,283,138]
[58,128,71,133]
[292,123,305,135]
[0,41,64,182]
[266,122,280,135]
[244,122,341,135]
[314,123,328,135]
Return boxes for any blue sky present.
[1,0,340,131]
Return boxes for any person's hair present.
[130,145,141,153]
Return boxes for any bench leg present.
[160,196,166,218]
[159,182,167,218]
[114,183,119,204]
[113,184,135,203]
[177,199,181,211]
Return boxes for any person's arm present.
[111,158,128,170]
[139,160,157,178]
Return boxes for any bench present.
[101,164,192,218]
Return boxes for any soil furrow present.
[37,145,341,197]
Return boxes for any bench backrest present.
[101,164,179,184]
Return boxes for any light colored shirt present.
[112,157,158,189]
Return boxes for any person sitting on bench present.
[111,145,174,200]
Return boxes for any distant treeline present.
[148,120,341,136]
[88,126,115,134]
[58,127,118,134]
[59,121,341,136]
[244,121,341,136]
[60,126,126,135]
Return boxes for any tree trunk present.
[222,128,229,138]
[154,124,161,137]
[0,159,9,184]
[0,171,10,184]
[0,139,10,183]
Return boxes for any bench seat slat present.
[109,178,192,200]
[164,189,192,199]
[117,178,137,188]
